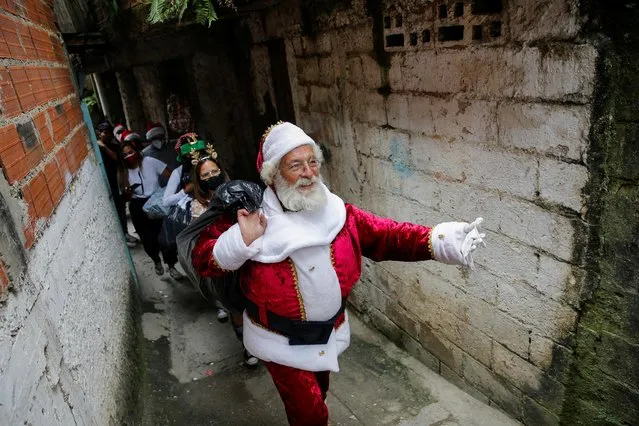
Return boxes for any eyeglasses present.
[286,158,320,174]
[200,169,221,180]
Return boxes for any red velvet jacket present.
[192,204,433,323]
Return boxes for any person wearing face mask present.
[162,134,230,319]
[117,142,178,277]
[96,121,139,247]
[143,122,180,187]
[192,122,487,425]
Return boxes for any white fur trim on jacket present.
[146,126,165,140]
[243,310,351,372]
[212,223,261,270]
[252,184,346,263]
[259,122,316,184]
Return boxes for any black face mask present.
[201,174,225,193]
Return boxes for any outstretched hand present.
[237,209,266,246]
[461,217,486,269]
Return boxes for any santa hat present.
[120,129,142,142]
[146,122,165,140]
[113,124,125,142]
[257,122,317,184]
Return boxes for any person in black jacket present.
[96,121,138,247]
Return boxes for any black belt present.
[245,298,346,346]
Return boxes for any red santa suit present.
[192,122,484,426]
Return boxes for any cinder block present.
[348,90,386,125]
[410,135,538,199]
[363,157,403,193]
[493,343,542,391]
[399,46,596,102]
[344,24,374,53]
[388,54,404,92]
[461,353,524,419]
[399,169,441,211]
[407,95,436,135]
[309,85,339,114]
[523,397,560,426]
[475,230,576,304]
[318,56,336,86]
[436,185,577,261]
[431,98,498,145]
[361,54,382,89]
[508,0,581,42]
[539,158,587,211]
[384,299,421,338]
[440,363,490,403]
[386,94,409,131]
[346,56,363,87]
[497,279,578,338]
[297,57,320,83]
[401,50,465,94]
[538,44,597,102]
[497,102,590,161]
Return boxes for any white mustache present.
[294,176,317,188]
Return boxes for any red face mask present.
[123,152,139,168]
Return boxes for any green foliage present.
[83,93,99,111]
[147,0,235,27]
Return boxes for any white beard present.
[274,173,327,212]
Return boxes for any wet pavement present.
[129,242,520,426]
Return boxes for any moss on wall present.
[561,2,639,424]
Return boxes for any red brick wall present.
[0,0,90,250]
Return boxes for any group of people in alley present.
[97,119,486,425]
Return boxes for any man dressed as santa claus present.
[192,122,485,425]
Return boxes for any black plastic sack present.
[176,180,264,311]
[215,179,264,213]
[158,202,192,251]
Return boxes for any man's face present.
[275,144,326,211]
[278,145,320,189]
[99,129,113,144]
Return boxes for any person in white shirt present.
[117,141,178,277]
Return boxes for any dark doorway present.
[267,39,296,123]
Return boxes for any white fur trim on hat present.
[124,132,140,142]
[113,124,125,142]
[146,126,165,140]
[259,122,317,184]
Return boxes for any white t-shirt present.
[127,157,167,199]
[163,165,190,207]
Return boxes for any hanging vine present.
[147,0,236,27]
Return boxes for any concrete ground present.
[129,242,521,426]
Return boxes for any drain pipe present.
[80,100,140,288]
[91,73,111,122]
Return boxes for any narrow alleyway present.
[129,242,520,425]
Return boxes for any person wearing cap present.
[143,122,180,187]
[113,123,126,143]
[164,133,259,366]
[96,121,138,247]
[119,129,146,152]
[192,122,486,425]
[116,140,180,277]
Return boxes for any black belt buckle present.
[288,320,334,346]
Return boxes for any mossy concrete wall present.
[561,1,639,424]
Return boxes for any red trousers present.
[264,361,330,426]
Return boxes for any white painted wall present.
[245,0,596,420]
[0,157,134,424]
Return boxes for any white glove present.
[430,218,486,269]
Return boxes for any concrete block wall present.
[246,0,596,423]
[0,0,135,423]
